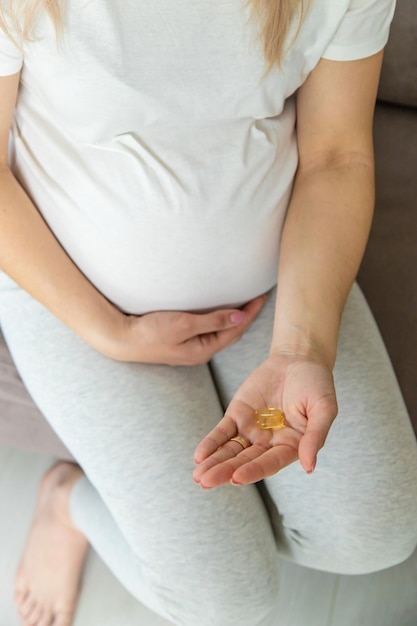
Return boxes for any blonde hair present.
[1,0,306,68]
[0,0,63,44]
[248,0,307,68]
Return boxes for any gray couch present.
[357,0,417,434]
[0,0,416,459]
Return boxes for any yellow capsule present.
[255,408,285,430]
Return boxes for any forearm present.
[271,154,374,368]
[0,166,121,353]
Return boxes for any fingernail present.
[230,478,242,486]
[230,311,246,324]
[307,457,317,474]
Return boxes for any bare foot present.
[14,462,89,626]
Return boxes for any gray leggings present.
[1,274,417,626]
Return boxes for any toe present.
[37,610,54,626]
[14,585,29,606]
[51,610,73,626]
[19,593,36,619]
[25,603,43,625]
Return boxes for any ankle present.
[39,462,85,526]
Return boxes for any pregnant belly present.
[13,104,293,313]
[61,215,281,314]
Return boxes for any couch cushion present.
[378,0,417,108]
[0,331,74,459]
[358,102,417,432]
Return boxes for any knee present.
[298,515,417,576]
[196,583,280,626]
[340,497,417,574]
[149,560,280,626]
[211,572,280,626]
[322,542,409,576]
[335,532,417,576]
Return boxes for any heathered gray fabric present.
[1,275,416,625]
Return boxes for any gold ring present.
[255,407,286,430]
[229,436,250,449]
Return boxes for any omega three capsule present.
[255,408,286,430]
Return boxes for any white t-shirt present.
[0,0,395,314]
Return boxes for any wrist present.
[80,297,128,359]
[271,293,342,370]
[269,328,337,370]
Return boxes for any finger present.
[231,444,299,485]
[212,294,268,343]
[198,444,268,488]
[193,415,237,464]
[298,401,338,472]
[298,427,328,473]
[240,293,269,319]
[193,438,250,483]
[215,294,268,341]
[180,295,268,364]
[183,309,248,339]
[199,443,298,488]
[187,294,267,339]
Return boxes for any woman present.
[1,1,417,625]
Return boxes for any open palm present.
[193,354,338,487]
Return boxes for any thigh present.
[211,283,417,574]
[0,273,280,624]
[0,274,220,480]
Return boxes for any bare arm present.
[194,52,385,485]
[0,73,264,363]
[0,72,125,355]
[272,52,383,368]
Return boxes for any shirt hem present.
[322,35,389,62]
[0,60,23,76]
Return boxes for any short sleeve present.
[0,26,23,75]
[322,0,396,61]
